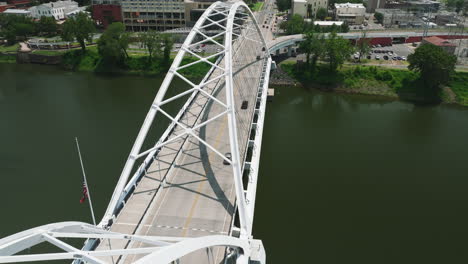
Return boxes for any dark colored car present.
[223,153,232,165]
[241,100,248,109]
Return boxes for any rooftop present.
[3,8,29,13]
[335,2,365,8]
[42,0,77,8]
[313,21,344,26]
[423,36,456,47]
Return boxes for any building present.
[29,0,81,20]
[384,0,440,12]
[184,0,218,27]
[422,36,456,54]
[375,8,424,28]
[121,0,187,31]
[0,2,15,12]
[6,0,31,9]
[92,0,122,28]
[367,0,385,13]
[292,0,328,19]
[334,2,365,25]
[434,11,458,26]
[292,0,307,17]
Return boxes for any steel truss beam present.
[0,222,251,264]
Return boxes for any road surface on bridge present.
[96,7,268,264]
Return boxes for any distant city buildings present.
[292,0,328,19]
[29,0,82,20]
[375,8,425,27]
[367,0,386,13]
[334,2,365,25]
[385,0,440,12]
[91,0,122,28]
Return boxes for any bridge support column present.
[287,45,292,57]
[275,49,279,56]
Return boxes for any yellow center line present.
[180,114,228,237]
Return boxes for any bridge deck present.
[96,25,265,264]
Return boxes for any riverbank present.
[0,45,212,79]
[278,61,468,106]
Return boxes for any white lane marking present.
[115,222,227,234]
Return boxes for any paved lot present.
[365,43,416,61]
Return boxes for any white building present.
[292,0,328,19]
[334,2,365,24]
[29,0,80,20]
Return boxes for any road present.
[95,3,269,264]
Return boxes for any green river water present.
[1,63,468,263]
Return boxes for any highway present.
[95,4,268,264]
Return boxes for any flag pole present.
[75,137,97,226]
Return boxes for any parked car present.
[375,55,380,60]
[401,56,407,61]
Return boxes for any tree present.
[299,31,324,69]
[162,34,173,66]
[323,31,354,71]
[374,12,384,24]
[340,21,349,33]
[140,30,161,61]
[37,16,58,36]
[408,44,457,96]
[0,14,36,43]
[61,12,95,52]
[316,7,328,20]
[455,0,465,13]
[280,14,304,35]
[276,0,291,12]
[97,22,130,64]
[356,31,370,62]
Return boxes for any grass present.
[281,62,415,96]
[31,49,67,56]
[280,61,468,105]
[0,43,19,53]
[60,46,215,79]
[0,54,16,63]
[448,72,468,106]
[250,2,264,11]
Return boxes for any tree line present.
[60,13,174,70]
[296,29,457,102]
[0,14,58,44]
[280,14,349,35]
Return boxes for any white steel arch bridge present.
[0,1,271,264]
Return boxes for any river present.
[1,63,468,264]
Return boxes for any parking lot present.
[358,43,416,61]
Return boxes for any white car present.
[401,56,407,61]
[375,55,380,60]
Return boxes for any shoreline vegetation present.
[279,61,468,107]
